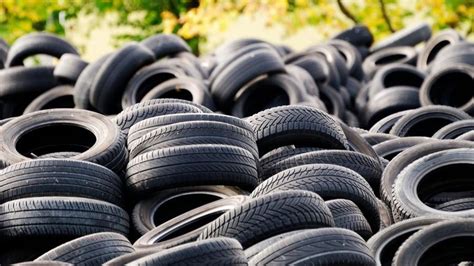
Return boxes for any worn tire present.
[327,199,373,240]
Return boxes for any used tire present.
[363,46,417,78]
[373,137,433,161]
[370,23,431,53]
[417,29,462,71]
[327,199,373,240]
[140,34,191,59]
[23,85,74,114]
[368,64,425,99]
[53,54,88,84]
[432,119,474,139]
[369,110,411,134]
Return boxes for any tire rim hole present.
[429,71,473,108]
[379,230,417,266]
[418,236,474,265]
[426,40,451,64]
[403,117,454,137]
[383,70,423,88]
[159,87,194,101]
[41,95,75,110]
[16,123,97,158]
[239,82,290,117]
[375,53,407,65]
[135,72,177,102]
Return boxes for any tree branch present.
[336,0,358,25]
[379,0,395,32]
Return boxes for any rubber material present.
[53,54,88,84]
[327,199,373,240]
[23,85,74,114]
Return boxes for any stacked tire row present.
[0,21,473,265]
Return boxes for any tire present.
[332,25,374,47]
[211,49,285,110]
[263,150,383,195]
[369,64,425,99]
[391,148,474,221]
[246,105,350,156]
[457,131,474,141]
[417,29,462,71]
[5,33,78,67]
[23,85,74,114]
[363,46,417,78]
[173,52,207,79]
[103,247,162,266]
[35,232,134,265]
[141,77,215,110]
[393,219,474,266]
[373,137,433,161]
[389,106,471,137]
[287,53,340,88]
[419,64,474,115]
[369,110,411,134]
[244,230,309,260]
[367,216,443,266]
[249,228,375,266]
[214,38,270,60]
[231,73,307,118]
[340,123,383,166]
[125,145,258,195]
[432,120,474,139]
[90,43,155,114]
[285,65,319,96]
[0,159,123,205]
[140,34,191,59]
[355,82,370,114]
[380,140,474,205]
[377,199,393,229]
[127,113,254,148]
[361,133,398,145]
[121,62,186,109]
[363,86,421,128]
[370,23,431,53]
[436,198,474,211]
[36,152,80,159]
[128,121,258,160]
[198,190,335,248]
[346,76,362,99]
[121,98,212,114]
[319,85,346,118]
[73,53,110,110]
[251,164,380,233]
[259,146,322,174]
[306,44,349,86]
[134,196,248,249]
[326,199,373,240]
[53,54,88,84]
[0,196,129,238]
[328,39,365,81]
[0,66,57,118]
[0,109,127,174]
[12,262,72,266]
[131,186,242,235]
[113,102,203,135]
[129,238,247,265]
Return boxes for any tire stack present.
[0,22,473,265]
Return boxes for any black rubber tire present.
[393,219,474,266]
[457,131,474,141]
[287,53,340,88]
[13,262,72,266]
[131,186,242,235]
[419,64,474,115]
[0,159,123,205]
[285,65,319,96]
[373,136,433,161]
[53,54,88,84]
[102,247,162,266]
[262,150,383,195]
[306,44,349,86]
[328,39,365,81]
[23,85,74,114]
[370,23,431,53]
[128,121,258,160]
[246,105,350,156]
[369,110,411,134]
[259,146,322,174]
[141,77,215,110]
[332,25,374,47]
[377,199,393,229]
[319,85,346,118]
[326,199,373,240]
[90,43,155,114]
[121,62,186,109]
[5,33,78,67]
[363,86,421,128]
[173,52,207,79]
[367,216,443,266]
[249,228,375,265]
[113,102,203,135]
[140,34,191,59]
[231,73,307,118]
[129,237,247,265]
[361,133,398,145]
[0,38,8,69]
[251,164,380,232]
[391,148,474,221]
[436,198,474,212]
[432,120,474,139]
[214,38,270,60]
[344,110,360,128]
[211,49,285,110]
[122,98,212,114]
[429,42,474,73]
[243,230,309,261]
[198,190,335,248]
[35,232,134,265]
[340,123,383,166]
[0,196,129,238]
[125,144,258,195]
[417,29,462,71]
[36,151,80,159]
[127,113,253,148]
[0,109,127,174]
[389,106,471,137]
[363,46,417,78]
[0,66,57,118]
[369,64,425,99]
[355,82,370,114]
[346,76,362,99]
[380,140,474,205]
[134,196,248,249]
[73,53,110,110]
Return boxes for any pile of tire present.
[0,22,473,265]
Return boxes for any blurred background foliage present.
[0,0,472,60]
